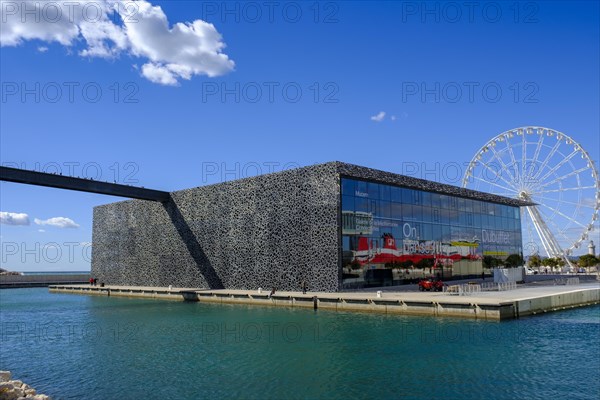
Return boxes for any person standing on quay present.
[302,280,307,294]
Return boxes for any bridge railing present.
[554,277,580,286]
[444,281,518,295]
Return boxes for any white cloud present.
[390,115,397,121]
[0,212,30,226]
[38,229,46,233]
[34,217,80,228]
[141,62,179,85]
[370,111,386,122]
[1,1,234,85]
[37,46,48,53]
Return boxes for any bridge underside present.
[0,166,170,202]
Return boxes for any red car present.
[418,278,444,292]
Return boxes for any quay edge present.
[49,283,600,321]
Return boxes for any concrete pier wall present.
[516,288,600,317]
[49,284,600,321]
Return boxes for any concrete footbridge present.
[0,166,170,202]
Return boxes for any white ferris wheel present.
[462,126,600,263]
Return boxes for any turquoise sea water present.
[0,288,598,400]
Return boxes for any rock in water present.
[0,371,11,383]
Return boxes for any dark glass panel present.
[380,184,391,202]
[391,202,403,219]
[367,182,380,199]
[422,223,432,240]
[421,191,431,207]
[431,224,442,241]
[474,213,481,228]
[341,178,355,196]
[341,195,355,211]
[355,180,368,196]
[413,205,423,222]
[379,201,391,218]
[402,188,413,204]
[402,204,414,220]
[440,195,449,209]
[432,208,440,223]
[422,206,433,222]
[431,193,441,208]
[355,197,369,213]
[391,186,402,202]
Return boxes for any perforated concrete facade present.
[92,162,342,291]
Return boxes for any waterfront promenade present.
[49,280,600,321]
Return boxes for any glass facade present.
[340,177,522,287]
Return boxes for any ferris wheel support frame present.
[524,204,575,268]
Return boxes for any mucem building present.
[92,162,530,292]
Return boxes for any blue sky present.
[1,0,599,271]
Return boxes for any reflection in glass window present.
[369,200,379,215]
[440,195,449,209]
[431,224,442,241]
[480,214,488,229]
[355,180,368,196]
[368,182,380,199]
[402,188,413,204]
[391,202,402,218]
[413,205,423,222]
[342,235,350,250]
[413,190,422,205]
[495,204,502,216]
[481,202,488,214]
[341,195,354,211]
[449,196,458,209]
[391,186,402,202]
[422,191,431,207]
[380,184,391,201]
[341,178,355,196]
[422,206,433,222]
[431,193,441,208]
[433,208,440,223]
[465,199,474,213]
[379,201,391,218]
[448,209,459,224]
[422,223,432,240]
[340,178,524,287]
[440,208,450,224]
[450,226,462,241]
[355,197,369,213]
[441,226,451,242]
[402,204,414,220]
